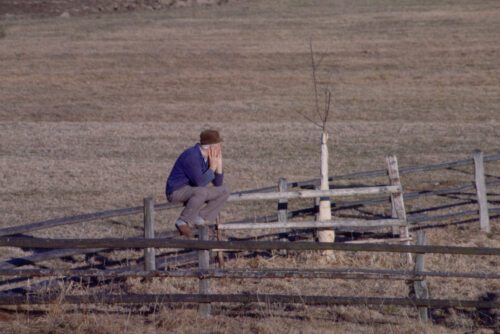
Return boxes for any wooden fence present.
[0,232,499,320]
[0,151,498,320]
[0,151,497,237]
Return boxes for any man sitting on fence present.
[166,129,230,238]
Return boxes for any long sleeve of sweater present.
[213,172,224,186]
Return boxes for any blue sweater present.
[166,144,224,196]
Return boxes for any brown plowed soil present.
[0,0,228,18]
[0,0,499,332]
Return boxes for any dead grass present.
[0,0,499,332]
[0,304,453,334]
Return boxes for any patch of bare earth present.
[0,0,233,18]
[0,0,499,332]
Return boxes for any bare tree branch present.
[323,88,329,128]
[293,109,323,129]
[309,38,323,123]
[326,93,331,131]
[319,88,332,132]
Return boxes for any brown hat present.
[200,129,223,145]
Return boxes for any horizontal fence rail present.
[0,203,182,237]
[0,230,179,270]
[295,153,500,186]
[227,186,401,202]
[217,219,406,230]
[1,237,499,255]
[0,293,498,309]
[409,208,500,224]
[0,268,498,280]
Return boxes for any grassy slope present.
[0,0,499,332]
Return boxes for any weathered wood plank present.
[333,179,500,211]
[215,216,225,268]
[473,150,491,233]
[414,230,429,322]
[143,197,156,271]
[0,203,181,237]
[0,293,498,309]
[296,153,500,186]
[276,178,289,255]
[0,206,138,237]
[0,230,179,270]
[198,225,211,316]
[2,267,498,280]
[217,219,406,230]
[227,186,401,202]
[278,178,288,223]
[386,155,412,263]
[345,237,412,244]
[1,237,499,255]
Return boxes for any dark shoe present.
[176,222,193,238]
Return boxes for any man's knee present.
[190,187,209,203]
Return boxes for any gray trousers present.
[167,184,230,224]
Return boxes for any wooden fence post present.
[314,186,320,221]
[278,178,289,255]
[198,225,211,316]
[215,215,225,268]
[386,155,412,264]
[414,230,430,322]
[278,178,288,223]
[143,197,156,271]
[473,150,491,233]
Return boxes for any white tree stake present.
[318,132,335,259]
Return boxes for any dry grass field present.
[1,0,500,332]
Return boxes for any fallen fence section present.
[0,293,498,309]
